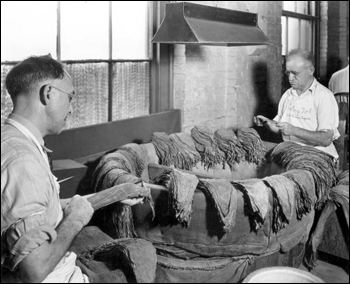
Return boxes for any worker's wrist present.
[64,216,86,230]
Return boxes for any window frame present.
[281,1,320,85]
[1,1,172,125]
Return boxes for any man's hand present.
[64,195,94,227]
[254,115,280,134]
[254,115,269,126]
[17,195,94,283]
[276,122,295,136]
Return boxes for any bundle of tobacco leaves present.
[118,147,145,178]
[191,126,225,170]
[262,175,295,232]
[281,169,313,220]
[271,141,337,209]
[154,168,199,227]
[214,129,245,170]
[169,133,201,171]
[197,178,238,233]
[91,152,134,192]
[231,179,270,231]
[151,132,175,167]
[236,127,266,165]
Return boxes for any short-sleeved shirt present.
[1,114,87,283]
[329,65,349,94]
[274,79,340,159]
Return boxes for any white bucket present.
[242,266,325,283]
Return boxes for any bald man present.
[255,49,339,160]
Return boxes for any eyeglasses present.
[49,85,75,103]
[284,65,312,77]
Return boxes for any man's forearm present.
[292,127,333,147]
[17,216,85,283]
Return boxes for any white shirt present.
[329,65,349,94]
[274,79,339,159]
[4,114,88,283]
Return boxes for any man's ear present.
[309,66,315,74]
[39,84,51,105]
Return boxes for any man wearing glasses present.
[255,49,339,161]
[1,55,150,282]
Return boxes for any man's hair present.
[287,49,315,67]
[5,55,65,98]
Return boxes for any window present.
[1,1,170,127]
[281,1,320,92]
[60,1,110,60]
[1,1,57,61]
[281,1,318,56]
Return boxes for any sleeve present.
[1,214,57,271]
[1,151,58,271]
[315,90,340,140]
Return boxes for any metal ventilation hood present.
[152,2,270,46]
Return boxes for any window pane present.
[283,1,315,16]
[283,1,296,12]
[300,19,312,52]
[287,18,299,52]
[309,1,316,16]
[282,16,287,56]
[1,65,13,124]
[60,1,109,60]
[1,1,57,62]
[64,63,109,128]
[112,62,149,120]
[296,1,308,14]
[112,2,150,59]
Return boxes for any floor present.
[298,253,349,283]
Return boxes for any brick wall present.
[173,1,282,138]
[319,2,328,80]
[327,1,349,81]
[339,1,349,63]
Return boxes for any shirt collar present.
[290,78,317,97]
[7,113,46,148]
[308,78,318,95]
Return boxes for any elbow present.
[18,274,43,283]
[19,270,48,283]
[18,262,50,283]
[321,141,332,147]
[319,135,333,147]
